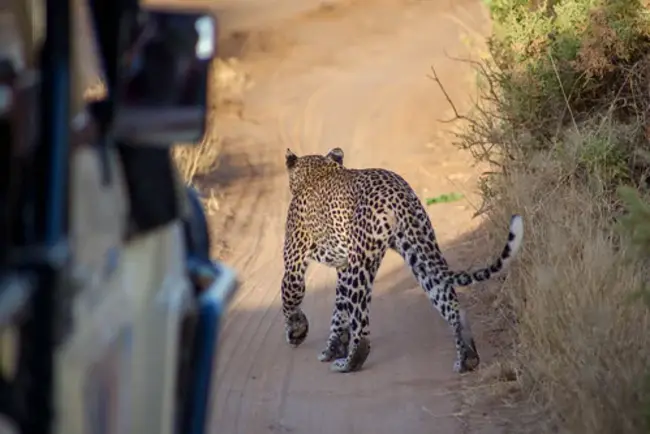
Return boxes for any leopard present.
[280,147,524,374]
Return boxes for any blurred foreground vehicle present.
[0,0,238,433]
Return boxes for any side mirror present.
[113,8,217,145]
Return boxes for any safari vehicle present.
[0,0,238,433]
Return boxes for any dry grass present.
[432,2,650,430]
[171,56,252,212]
[477,130,650,433]
[171,129,223,184]
[172,57,251,182]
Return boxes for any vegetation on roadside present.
[438,0,650,432]
[171,58,251,215]
[172,58,250,185]
[425,192,465,205]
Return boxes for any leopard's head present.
[285,148,345,194]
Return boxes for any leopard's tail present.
[446,214,523,287]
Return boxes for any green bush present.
[470,0,650,171]
[443,0,650,432]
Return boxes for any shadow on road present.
[196,140,283,191]
[210,215,515,434]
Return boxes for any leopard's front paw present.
[318,349,335,362]
[285,310,309,347]
[318,330,349,362]
[330,357,351,372]
[329,337,370,373]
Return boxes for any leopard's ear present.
[286,148,298,169]
[326,147,344,165]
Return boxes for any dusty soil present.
[201,0,511,433]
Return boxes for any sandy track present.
[205,1,500,433]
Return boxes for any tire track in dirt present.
[207,1,503,433]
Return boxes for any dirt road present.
[206,1,501,433]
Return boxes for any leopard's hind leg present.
[393,216,480,373]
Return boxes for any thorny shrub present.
[436,0,650,432]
